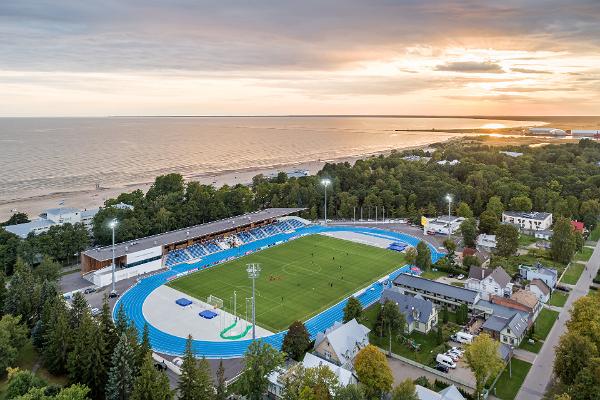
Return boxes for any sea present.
[0,116,541,204]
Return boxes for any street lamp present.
[445,194,453,217]
[109,219,118,295]
[246,263,261,340]
[321,179,331,225]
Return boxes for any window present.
[507,328,511,334]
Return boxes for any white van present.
[452,331,474,344]
[436,354,457,369]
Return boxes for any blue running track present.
[113,225,444,358]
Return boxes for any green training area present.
[167,234,406,332]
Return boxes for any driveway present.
[515,240,600,400]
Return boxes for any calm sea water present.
[0,117,537,202]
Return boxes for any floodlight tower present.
[246,263,261,340]
[321,178,331,225]
[109,219,118,294]
[445,194,453,239]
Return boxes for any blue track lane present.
[113,225,444,358]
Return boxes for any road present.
[515,241,600,400]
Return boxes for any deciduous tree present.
[343,296,363,323]
[495,224,519,257]
[464,333,503,399]
[415,241,431,270]
[239,340,285,400]
[353,345,393,399]
[551,217,577,264]
[282,321,311,361]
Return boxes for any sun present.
[481,123,506,129]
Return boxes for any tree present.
[33,256,61,284]
[462,255,481,268]
[115,303,129,337]
[343,297,363,323]
[3,260,36,322]
[215,360,226,400]
[442,304,449,324]
[405,247,417,266]
[456,202,473,218]
[42,297,71,374]
[460,218,477,248]
[551,217,577,264]
[178,336,213,400]
[131,353,173,400]
[378,300,405,355]
[2,212,29,226]
[137,323,152,370]
[486,196,504,219]
[509,196,533,212]
[478,210,499,235]
[0,315,28,376]
[282,321,311,361]
[391,379,419,400]
[239,340,285,400]
[443,239,456,254]
[495,224,519,257]
[436,325,444,345]
[554,332,598,386]
[282,364,340,400]
[353,345,393,399]
[106,333,135,400]
[566,294,600,350]
[415,241,431,270]
[4,368,46,399]
[464,333,504,399]
[335,384,365,400]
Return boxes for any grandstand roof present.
[83,208,305,261]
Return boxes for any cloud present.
[435,61,505,73]
[511,68,553,74]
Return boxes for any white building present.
[415,384,465,400]
[423,215,464,235]
[402,155,431,162]
[466,266,513,300]
[528,127,567,136]
[436,159,460,166]
[313,319,370,369]
[380,289,438,334]
[534,229,553,240]
[571,130,600,136]
[502,211,552,232]
[526,279,551,304]
[476,234,497,252]
[500,151,523,158]
[4,207,99,239]
[519,263,558,288]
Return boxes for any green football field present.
[167,234,406,332]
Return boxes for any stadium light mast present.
[445,194,453,239]
[321,178,331,225]
[246,263,261,340]
[109,219,118,294]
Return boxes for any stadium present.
[86,208,444,358]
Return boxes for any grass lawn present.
[168,234,406,332]
[420,270,447,280]
[590,226,600,242]
[492,359,532,400]
[574,247,594,262]
[518,339,543,353]
[0,342,68,400]
[561,263,585,285]
[548,291,569,307]
[518,234,537,247]
[533,308,559,341]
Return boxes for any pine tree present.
[178,336,213,400]
[43,297,71,374]
[131,353,173,400]
[0,272,6,317]
[115,303,129,336]
[137,323,152,370]
[215,359,226,400]
[442,304,449,325]
[281,320,311,361]
[342,296,363,323]
[69,291,89,329]
[436,325,444,345]
[106,333,136,400]
[3,259,35,322]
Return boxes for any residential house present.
[502,211,553,232]
[571,220,585,233]
[423,215,465,235]
[510,290,543,319]
[519,263,558,289]
[415,384,466,400]
[527,279,551,303]
[392,274,480,310]
[313,319,370,369]
[499,151,523,158]
[476,234,496,252]
[380,288,438,334]
[5,206,99,238]
[476,299,530,346]
[402,155,431,162]
[436,160,460,166]
[465,266,513,300]
[534,229,553,240]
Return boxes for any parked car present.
[84,287,96,294]
[445,352,459,361]
[108,291,120,299]
[90,307,101,317]
[435,364,449,373]
[451,332,474,344]
[450,346,464,356]
[448,274,455,278]
[172,357,183,367]
[436,354,456,369]
[456,274,465,280]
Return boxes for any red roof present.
[571,220,585,232]
[462,247,476,256]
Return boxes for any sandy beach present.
[0,143,437,221]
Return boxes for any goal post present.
[207,295,224,309]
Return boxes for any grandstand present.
[81,208,306,286]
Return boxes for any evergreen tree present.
[342,296,363,323]
[106,333,136,400]
[3,259,36,323]
[43,297,71,374]
[0,272,6,317]
[99,295,119,370]
[215,360,226,400]
[178,336,213,400]
[442,304,449,325]
[436,325,444,345]
[115,303,129,337]
[240,340,285,400]
[69,292,88,329]
[137,323,152,369]
[131,353,173,400]
[281,320,311,361]
[33,255,61,283]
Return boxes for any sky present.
[1,0,600,116]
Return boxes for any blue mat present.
[199,310,218,319]
[176,298,192,307]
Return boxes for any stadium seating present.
[263,224,280,236]
[204,242,220,254]
[287,219,304,229]
[187,244,206,259]
[237,231,253,244]
[250,227,266,239]
[165,249,191,267]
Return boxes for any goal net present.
[207,295,224,309]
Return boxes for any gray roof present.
[503,211,552,221]
[83,208,305,261]
[81,208,100,218]
[314,319,370,366]
[4,219,54,239]
[475,299,530,320]
[482,313,528,337]
[520,263,558,279]
[380,289,434,324]
[44,207,79,215]
[529,279,551,296]
[468,266,491,280]
[490,267,511,288]
[393,273,479,303]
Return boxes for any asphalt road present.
[515,241,600,400]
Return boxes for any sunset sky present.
[1,1,599,116]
